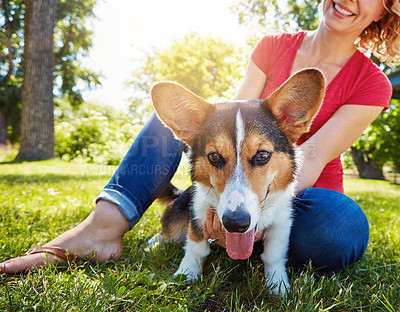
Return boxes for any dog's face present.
[151,69,325,259]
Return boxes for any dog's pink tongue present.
[226,228,255,260]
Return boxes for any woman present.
[1,0,399,274]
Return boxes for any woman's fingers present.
[254,229,264,242]
[204,208,217,239]
[204,207,226,248]
[203,218,210,240]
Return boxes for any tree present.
[16,0,57,160]
[0,0,99,149]
[127,32,246,123]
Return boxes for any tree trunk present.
[0,110,7,146]
[16,0,57,161]
[351,147,385,180]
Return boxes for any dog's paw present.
[269,281,290,298]
[146,233,164,250]
[174,261,200,284]
[172,238,209,284]
[174,270,199,285]
[265,267,290,298]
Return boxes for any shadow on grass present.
[0,156,55,165]
[0,159,25,165]
[1,173,112,185]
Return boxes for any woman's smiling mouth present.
[333,2,355,17]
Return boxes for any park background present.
[0,1,399,311]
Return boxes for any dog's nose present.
[222,204,251,233]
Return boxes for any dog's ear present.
[151,81,211,145]
[264,68,325,144]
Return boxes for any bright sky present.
[82,0,247,110]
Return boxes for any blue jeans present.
[96,114,369,273]
[289,188,369,273]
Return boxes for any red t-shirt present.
[251,31,392,193]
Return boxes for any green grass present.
[0,160,399,311]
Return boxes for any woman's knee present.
[288,188,369,273]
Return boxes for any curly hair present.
[356,0,400,66]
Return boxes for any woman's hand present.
[203,206,264,248]
[203,207,227,247]
[295,105,383,194]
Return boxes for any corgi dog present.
[149,69,325,296]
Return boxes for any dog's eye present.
[207,152,225,168]
[251,150,272,167]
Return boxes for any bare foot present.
[0,200,130,275]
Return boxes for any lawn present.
[0,160,399,311]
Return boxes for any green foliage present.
[55,102,140,165]
[0,0,100,143]
[0,145,18,162]
[54,0,101,107]
[0,162,399,310]
[0,77,21,143]
[231,0,321,33]
[353,99,400,172]
[0,0,25,78]
[0,0,25,143]
[287,0,321,30]
[127,32,246,123]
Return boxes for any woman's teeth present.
[334,3,354,16]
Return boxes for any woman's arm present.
[233,60,267,100]
[295,104,383,193]
[235,62,383,193]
